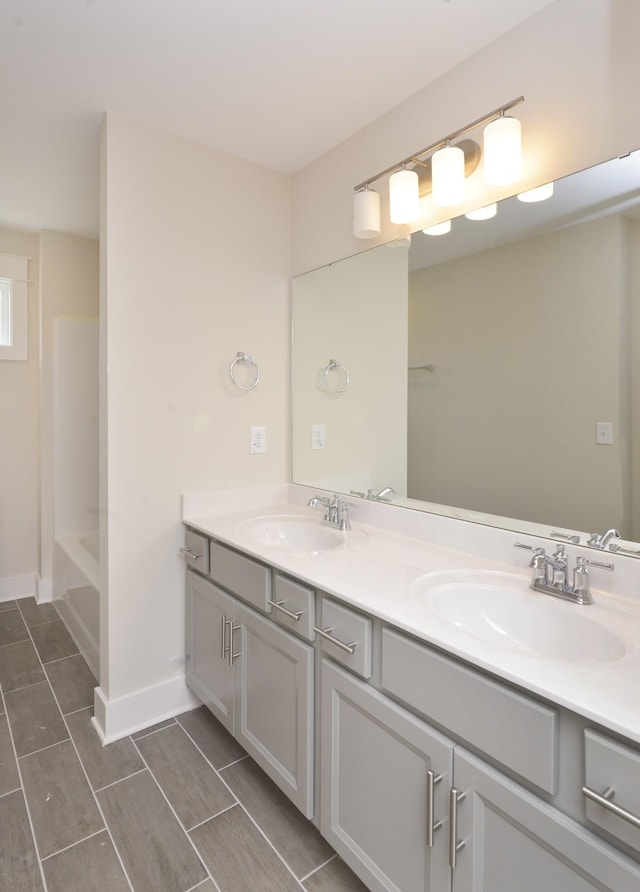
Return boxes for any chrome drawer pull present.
[582,785,640,829]
[426,770,443,848]
[313,626,356,655]
[268,599,303,622]
[221,615,229,660]
[449,788,466,868]
[228,623,242,667]
[179,546,203,560]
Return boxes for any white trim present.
[0,574,37,601]
[0,254,29,361]
[37,576,53,602]
[92,675,200,744]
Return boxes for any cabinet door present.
[234,604,314,818]
[452,748,640,892]
[320,659,453,892]
[185,570,235,733]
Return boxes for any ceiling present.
[0,0,557,239]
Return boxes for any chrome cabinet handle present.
[268,599,303,622]
[221,615,229,660]
[449,788,466,868]
[179,546,202,560]
[228,623,242,667]
[313,626,356,654]
[582,785,640,829]
[426,769,443,847]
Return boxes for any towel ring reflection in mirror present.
[229,352,260,390]
[321,359,350,393]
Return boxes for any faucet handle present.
[577,556,614,572]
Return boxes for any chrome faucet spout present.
[364,486,396,502]
[587,528,620,549]
[308,493,357,530]
[514,541,614,605]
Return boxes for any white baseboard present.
[0,574,37,602]
[92,675,200,744]
[37,576,53,602]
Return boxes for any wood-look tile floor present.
[0,597,369,892]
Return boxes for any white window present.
[0,254,29,361]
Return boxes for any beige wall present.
[39,231,99,593]
[408,215,631,535]
[292,0,640,275]
[99,114,291,721]
[0,228,40,597]
[292,243,408,495]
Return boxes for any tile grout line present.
[128,733,221,892]
[15,597,137,892]
[186,800,239,834]
[174,721,308,889]
[92,765,148,794]
[298,852,339,884]
[39,827,108,863]
[128,718,178,742]
[0,679,51,892]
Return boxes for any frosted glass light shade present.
[517,182,554,203]
[389,168,420,224]
[432,144,465,207]
[484,115,522,185]
[353,188,381,238]
[422,220,451,236]
[465,203,497,221]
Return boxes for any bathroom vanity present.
[182,487,640,892]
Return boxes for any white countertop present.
[182,484,640,745]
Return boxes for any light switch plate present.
[596,422,613,445]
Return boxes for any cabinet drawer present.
[317,598,372,679]
[209,541,271,611]
[584,729,640,851]
[381,628,558,793]
[270,574,315,641]
[182,530,209,575]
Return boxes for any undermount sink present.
[235,514,368,554]
[410,569,627,663]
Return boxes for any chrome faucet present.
[366,486,395,502]
[308,493,357,531]
[544,544,569,589]
[514,542,614,605]
[349,486,395,502]
[587,528,620,550]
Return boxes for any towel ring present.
[229,352,260,390]
[322,359,350,393]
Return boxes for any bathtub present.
[53,532,100,678]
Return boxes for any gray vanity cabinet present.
[320,656,640,892]
[452,749,640,892]
[185,568,314,817]
[320,659,454,892]
[185,569,235,732]
[233,602,314,817]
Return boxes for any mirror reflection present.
[292,150,640,545]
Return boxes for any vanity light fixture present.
[353,185,381,238]
[483,110,522,185]
[517,181,554,202]
[422,220,452,236]
[353,96,524,238]
[389,165,420,224]
[465,203,497,221]
[432,141,465,207]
